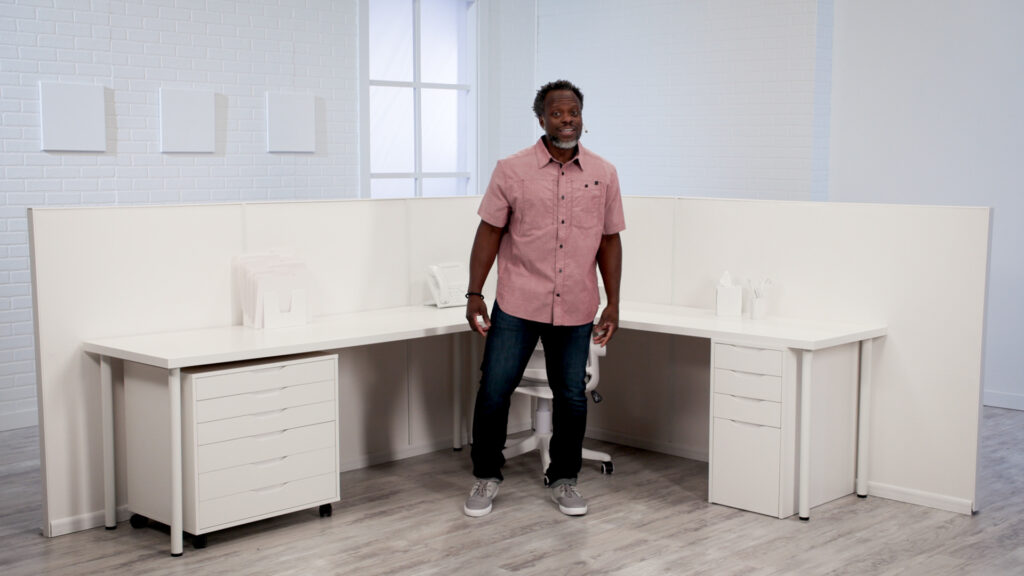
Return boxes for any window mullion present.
[413,0,423,197]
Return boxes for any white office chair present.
[502,341,613,483]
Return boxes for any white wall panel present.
[242,201,411,315]
[29,204,245,535]
[671,198,989,511]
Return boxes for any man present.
[463,79,625,517]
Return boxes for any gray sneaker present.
[464,479,500,517]
[551,483,588,516]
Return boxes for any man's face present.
[539,90,583,150]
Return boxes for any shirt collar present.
[533,137,585,170]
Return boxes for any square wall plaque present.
[267,93,316,152]
[40,82,106,152]
[160,88,215,153]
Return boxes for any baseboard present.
[983,389,1024,411]
[585,427,708,463]
[339,438,459,473]
[47,505,131,537]
[867,481,974,515]
[50,440,461,536]
[0,409,38,432]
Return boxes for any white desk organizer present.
[234,252,313,329]
[715,272,743,317]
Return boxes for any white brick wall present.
[0,0,359,431]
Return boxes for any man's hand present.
[593,303,618,346]
[467,297,490,336]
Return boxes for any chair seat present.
[514,381,552,399]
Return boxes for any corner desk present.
[84,302,885,556]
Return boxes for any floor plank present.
[0,406,1020,575]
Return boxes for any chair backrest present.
[521,341,607,392]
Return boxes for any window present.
[361,0,477,198]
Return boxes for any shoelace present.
[558,484,582,499]
[471,481,493,498]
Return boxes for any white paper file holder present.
[261,288,308,329]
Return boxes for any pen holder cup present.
[751,297,767,320]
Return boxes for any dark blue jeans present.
[471,301,593,485]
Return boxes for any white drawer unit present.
[124,354,339,548]
[709,341,857,519]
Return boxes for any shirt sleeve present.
[477,160,512,228]
[603,165,626,235]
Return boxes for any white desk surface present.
[619,302,887,350]
[83,305,469,369]
[83,301,886,369]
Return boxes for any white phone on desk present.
[427,263,469,308]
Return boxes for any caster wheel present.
[129,514,149,529]
[192,534,207,549]
[319,504,333,517]
[601,461,614,475]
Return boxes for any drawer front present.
[197,380,335,423]
[197,421,336,473]
[193,357,336,401]
[714,343,782,376]
[714,369,782,402]
[711,417,781,517]
[199,447,336,501]
[199,472,338,530]
[197,401,335,445]
[714,393,781,427]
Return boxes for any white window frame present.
[359,0,477,198]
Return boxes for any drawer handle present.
[253,456,288,468]
[253,482,289,494]
[252,408,286,419]
[726,419,768,429]
[252,430,287,441]
[726,394,771,406]
[249,388,285,399]
[723,369,770,379]
[252,366,287,375]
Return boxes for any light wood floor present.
[2,406,1022,575]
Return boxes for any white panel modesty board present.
[29,204,245,535]
[670,198,989,512]
[405,197,484,305]
[241,200,411,315]
[619,197,675,305]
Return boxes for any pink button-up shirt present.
[478,138,626,326]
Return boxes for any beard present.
[551,136,578,149]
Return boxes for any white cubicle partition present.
[29,204,247,536]
[30,196,989,537]
[602,197,989,514]
[29,198,484,537]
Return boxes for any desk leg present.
[453,333,463,450]
[101,355,117,529]
[168,368,183,557]
[856,339,873,497]
[799,350,813,521]
[466,335,481,445]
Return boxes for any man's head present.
[534,80,584,150]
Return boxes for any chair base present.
[503,397,612,478]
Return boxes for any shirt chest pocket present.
[513,179,557,235]
[572,180,606,231]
